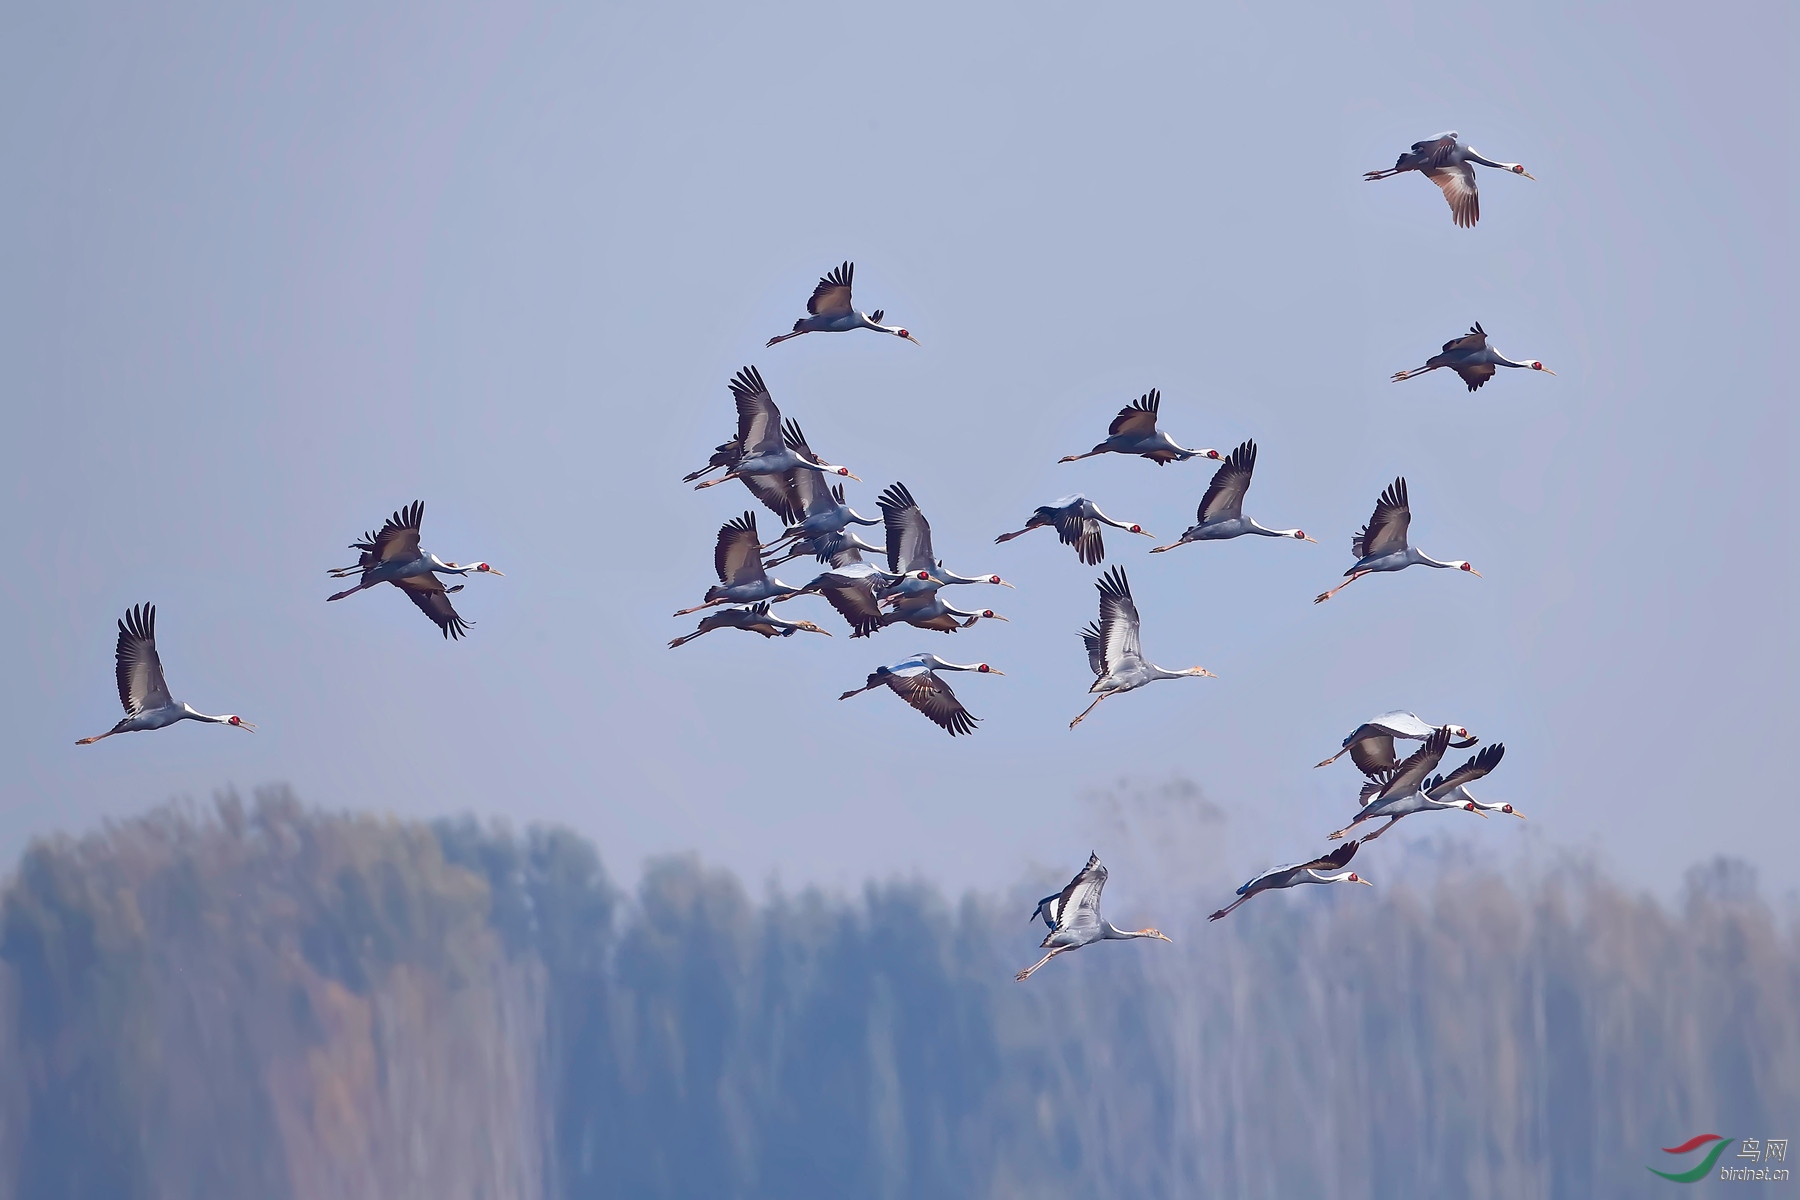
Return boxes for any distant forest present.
[0,788,1793,1200]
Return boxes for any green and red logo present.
[1649,1134,1735,1183]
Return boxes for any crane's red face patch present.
[1465,802,1477,811]
[978,664,990,672]
[228,716,241,726]
[1457,727,1469,737]
[1348,873,1359,882]
[989,575,1001,584]
[917,571,930,580]
[836,467,850,476]
[1209,450,1221,459]
[1129,524,1142,533]
[1531,361,1544,370]
[477,563,490,571]
[897,329,910,339]
[1293,530,1306,539]
[1461,562,1475,572]
[1502,804,1514,814]
[982,611,995,619]
[1513,164,1526,173]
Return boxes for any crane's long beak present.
[485,568,506,577]
[1302,535,1318,543]
[1354,876,1373,886]
[903,333,921,345]
[1538,367,1556,376]
[984,668,1006,675]
[1468,568,1483,578]
[1521,170,1537,180]
[236,720,257,732]
[1188,667,1216,678]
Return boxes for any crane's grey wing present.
[1426,162,1479,228]
[1357,772,1393,806]
[1438,324,1488,357]
[807,261,855,318]
[1095,566,1142,671]
[819,578,885,638]
[1413,133,1460,168]
[1294,840,1359,872]
[1455,363,1496,392]
[115,603,173,715]
[729,366,784,456]
[1353,477,1411,560]
[1047,853,1107,938]
[1430,743,1505,796]
[1107,390,1161,439]
[369,500,425,564]
[1197,440,1256,523]
[1347,735,1401,778]
[715,512,768,587]
[739,469,804,526]
[1030,893,1061,930]
[878,482,934,573]
[893,672,979,736]
[1375,727,1450,801]
[1365,710,1433,740]
[393,574,471,639]
[1080,622,1106,678]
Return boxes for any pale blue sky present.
[1,0,1793,898]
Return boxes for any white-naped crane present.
[838,653,1001,736]
[682,434,742,484]
[1314,477,1479,604]
[995,495,1151,566]
[1149,441,1317,553]
[1364,131,1535,228]
[693,368,859,515]
[326,500,502,639]
[1392,323,1555,391]
[1423,743,1523,822]
[761,435,881,554]
[762,527,888,568]
[1328,727,1461,841]
[1343,742,1519,843]
[796,546,900,638]
[76,604,255,744]
[878,482,1013,599]
[1058,389,1221,466]
[674,512,805,616]
[1207,840,1370,921]
[1016,853,1170,981]
[669,601,829,649]
[879,591,1008,634]
[1071,566,1213,728]
[765,262,919,347]
[1315,710,1477,771]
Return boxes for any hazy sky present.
[2,0,1793,899]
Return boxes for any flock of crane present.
[74,130,1542,981]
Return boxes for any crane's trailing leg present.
[1014,946,1071,982]
[326,581,375,602]
[1352,816,1400,842]
[1314,572,1369,604]
[1069,693,1109,729]
[672,598,725,617]
[1208,895,1252,921]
